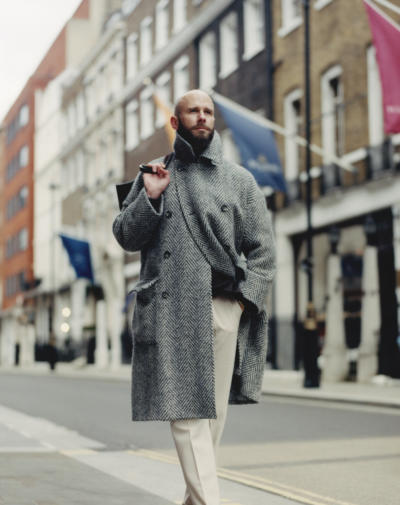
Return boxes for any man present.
[112,89,275,505]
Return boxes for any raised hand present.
[143,163,171,200]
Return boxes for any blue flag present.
[59,234,94,282]
[213,93,287,193]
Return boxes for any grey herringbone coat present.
[112,131,276,421]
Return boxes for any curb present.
[2,365,400,409]
[261,388,400,409]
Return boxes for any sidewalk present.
[0,404,297,505]
[0,416,173,505]
[2,362,400,408]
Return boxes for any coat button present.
[163,251,171,259]
[224,244,231,251]
[221,204,229,212]
[177,166,183,172]
[162,291,169,299]
[165,210,172,218]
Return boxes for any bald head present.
[170,89,216,155]
[174,89,214,116]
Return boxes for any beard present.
[177,119,214,156]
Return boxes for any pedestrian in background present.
[112,89,276,505]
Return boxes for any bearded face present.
[177,117,215,155]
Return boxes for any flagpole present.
[302,0,320,388]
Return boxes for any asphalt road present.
[1,372,399,505]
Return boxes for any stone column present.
[274,233,296,369]
[358,245,380,382]
[322,254,347,382]
[95,300,108,368]
[20,324,35,366]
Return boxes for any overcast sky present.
[0,0,83,122]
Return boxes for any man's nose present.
[198,111,206,122]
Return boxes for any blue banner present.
[213,93,287,193]
[59,234,94,282]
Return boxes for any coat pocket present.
[131,277,159,345]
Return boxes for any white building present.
[56,15,126,367]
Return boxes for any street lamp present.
[302,0,320,388]
[48,182,59,335]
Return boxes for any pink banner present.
[364,0,400,134]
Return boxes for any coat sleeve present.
[112,172,164,252]
[238,178,276,313]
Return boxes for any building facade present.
[0,0,123,366]
[2,0,399,379]
[272,0,400,378]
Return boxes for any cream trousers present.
[170,297,242,505]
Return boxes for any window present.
[156,72,171,128]
[6,105,30,144]
[140,17,153,66]
[173,0,187,33]
[367,46,384,146]
[6,186,28,220]
[140,87,154,139]
[126,100,139,149]
[156,0,169,50]
[243,0,265,59]
[76,92,85,130]
[284,89,302,180]
[279,0,302,36]
[67,102,76,137]
[19,104,29,127]
[19,145,29,167]
[126,33,138,81]
[18,228,28,251]
[199,31,217,90]
[321,65,345,162]
[174,55,190,101]
[220,12,239,78]
[5,229,28,258]
[221,129,240,163]
[76,150,85,187]
[5,271,25,298]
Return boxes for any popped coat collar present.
[173,130,223,166]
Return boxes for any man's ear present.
[170,115,178,131]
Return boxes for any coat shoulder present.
[222,158,260,197]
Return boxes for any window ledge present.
[242,45,264,62]
[219,65,238,80]
[278,17,303,38]
[314,0,333,11]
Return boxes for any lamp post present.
[302,0,320,387]
[48,182,59,336]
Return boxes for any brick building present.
[272,0,400,377]
[0,0,120,365]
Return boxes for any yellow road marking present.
[130,448,358,505]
